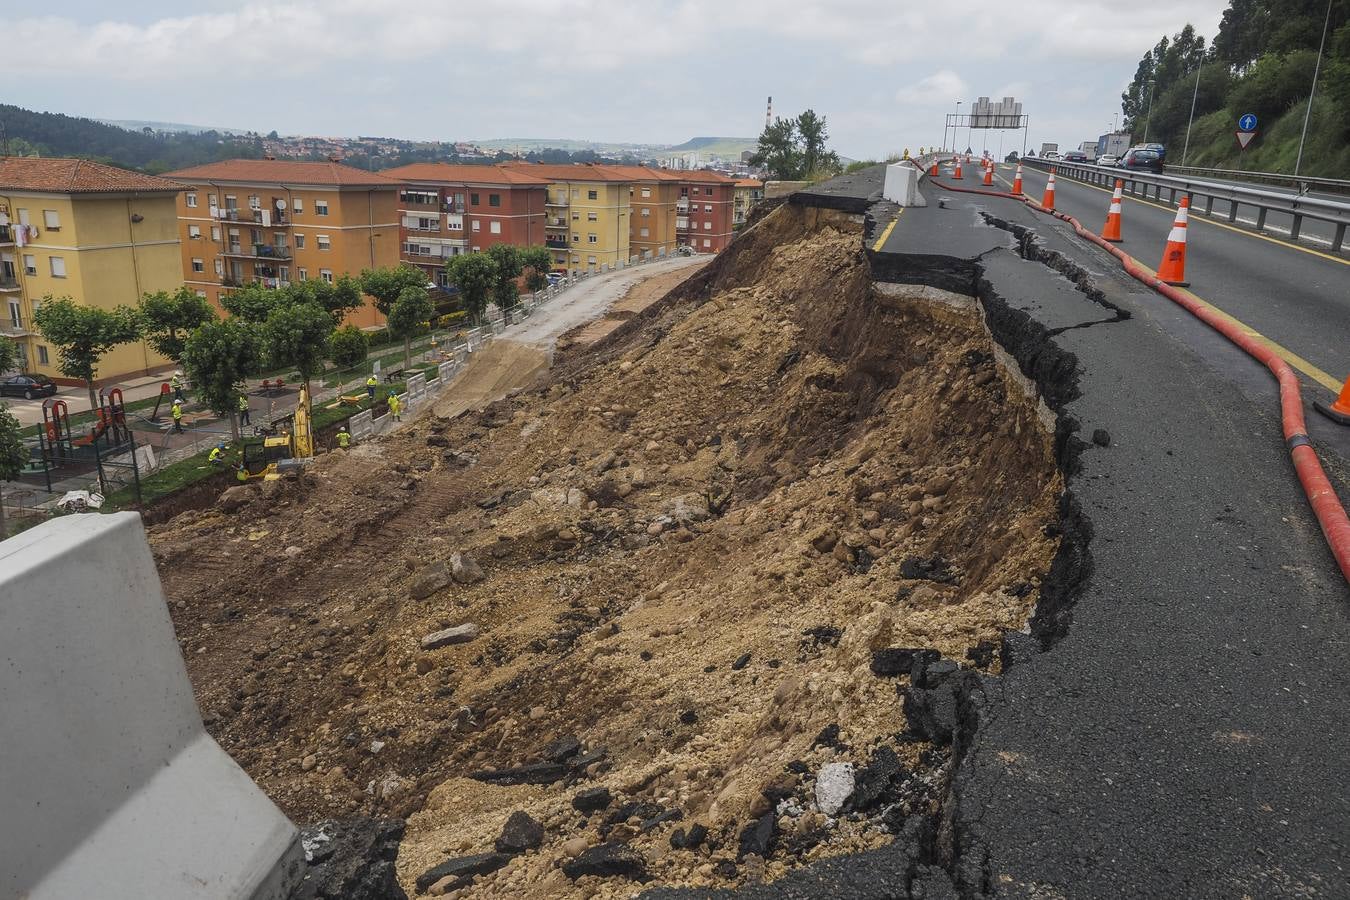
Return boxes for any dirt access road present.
[433,256,706,420]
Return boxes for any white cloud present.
[896,70,969,107]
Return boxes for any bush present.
[1228,51,1319,124]
[328,324,370,370]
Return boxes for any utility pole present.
[1294,0,1333,178]
[1183,59,1203,165]
[1142,80,1156,142]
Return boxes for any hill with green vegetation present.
[0,103,263,173]
[667,136,758,157]
[1121,0,1350,178]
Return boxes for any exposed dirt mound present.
[152,203,1061,897]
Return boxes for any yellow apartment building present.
[502,163,633,272]
[0,157,184,383]
[164,159,401,329]
[600,165,683,261]
[734,179,765,227]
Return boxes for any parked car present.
[0,373,58,400]
[1063,150,1088,163]
[1096,153,1119,167]
[546,272,565,285]
[1118,147,1164,173]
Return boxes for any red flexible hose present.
[924,164,1350,583]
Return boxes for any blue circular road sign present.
[1238,113,1258,132]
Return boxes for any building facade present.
[601,165,682,261]
[0,158,184,383]
[502,163,634,273]
[164,160,400,328]
[381,164,549,288]
[678,170,738,253]
[733,179,765,228]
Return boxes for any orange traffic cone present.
[1011,164,1024,195]
[1101,180,1124,242]
[929,161,939,176]
[982,164,993,186]
[953,158,964,180]
[1315,376,1350,425]
[1042,170,1056,211]
[1157,197,1191,286]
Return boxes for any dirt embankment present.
[152,203,1061,898]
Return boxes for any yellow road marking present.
[871,208,904,252]
[1013,167,1348,266]
[990,166,1343,392]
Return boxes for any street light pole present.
[1182,59,1203,165]
[1294,0,1333,178]
[1142,80,1156,142]
[955,101,962,152]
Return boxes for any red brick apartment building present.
[380,164,549,288]
[678,170,738,253]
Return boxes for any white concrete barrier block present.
[0,513,300,899]
[883,162,928,207]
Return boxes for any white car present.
[1097,154,1119,167]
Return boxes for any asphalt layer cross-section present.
[644,164,1350,898]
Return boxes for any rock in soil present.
[292,817,406,900]
[561,842,648,881]
[494,810,544,853]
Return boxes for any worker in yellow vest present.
[387,392,402,423]
[208,443,226,466]
[337,425,351,449]
[238,392,251,426]
[171,400,184,434]
[366,374,378,402]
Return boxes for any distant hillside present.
[1177,97,1350,179]
[98,118,248,135]
[0,103,264,173]
[666,136,757,156]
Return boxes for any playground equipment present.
[240,387,315,481]
[149,381,172,422]
[34,393,145,504]
[71,388,131,449]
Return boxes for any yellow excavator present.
[240,386,315,481]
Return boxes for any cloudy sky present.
[9,0,1230,158]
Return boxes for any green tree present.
[1325,22,1350,136]
[486,244,522,310]
[0,336,17,375]
[219,282,280,323]
[264,301,333,396]
[749,117,804,179]
[290,275,364,324]
[445,253,498,323]
[520,246,554,292]
[327,324,370,371]
[181,318,263,441]
[31,297,142,410]
[360,264,429,317]
[387,286,434,369]
[139,286,216,363]
[0,403,25,538]
[796,109,840,177]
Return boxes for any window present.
[587,211,598,221]
[704,222,712,230]
[470,193,480,206]
[587,256,597,266]
[295,234,306,250]
[572,189,579,198]
[489,221,501,234]
[641,208,650,217]
[587,233,598,244]
[224,194,238,210]
[298,267,308,281]
[250,228,262,245]
[49,256,66,278]
[22,255,35,276]
[447,215,463,231]
[316,235,331,250]
[641,188,651,198]
[16,209,29,226]
[705,187,713,196]
[571,212,580,221]
[587,190,598,200]
[572,233,579,243]
[320,269,333,283]
[215,259,224,275]
[488,194,501,207]
[188,225,202,239]
[191,258,204,273]
[704,238,712,248]
[279,266,289,282]
[293,198,304,213]
[248,195,260,210]
[680,188,688,196]
[208,194,218,208]
[472,221,481,232]
[195,289,207,298]
[43,210,60,230]
[639,227,649,238]
[186,193,198,208]
[704,204,712,213]
[410,216,438,231]
[38,345,49,365]
[315,200,329,216]
[211,226,221,241]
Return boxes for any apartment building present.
[381,164,549,288]
[678,170,739,253]
[501,163,634,273]
[0,157,184,382]
[598,165,683,261]
[733,179,765,227]
[164,159,400,328]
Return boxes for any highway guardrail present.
[1020,157,1350,252]
[1161,164,1350,196]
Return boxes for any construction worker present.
[208,442,226,466]
[170,370,185,401]
[234,461,250,482]
[238,392,251,426]
[336,425,351,450]
[386,392,402,423]
[171,399,184,434]
[366,374,378,403]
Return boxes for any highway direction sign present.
[1238,113,1258,132]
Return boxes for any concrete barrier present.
[348,409,374,441]
[883,162,928,207]
[0,513,301,899]
[407,372,427,405]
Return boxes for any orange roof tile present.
[736,178,764,188]
[680,169,739,184]
[498,161,635,183]
[0,157,184,194]
[381,163,551,186]
[164,159,399,187]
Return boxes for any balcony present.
[215,207,289,226]
[545,217,568,229]
[445,202,467,214]
[545,196,570,208]
[675,218,690,231]
[223,243,292,260]
[2,316,29,337]
[545,237,569,249]
[0,225,12,244]
[0,275,20,291]
[676,200,690,211]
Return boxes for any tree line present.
[1121,0,1350,165]
[748,109,842,180]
